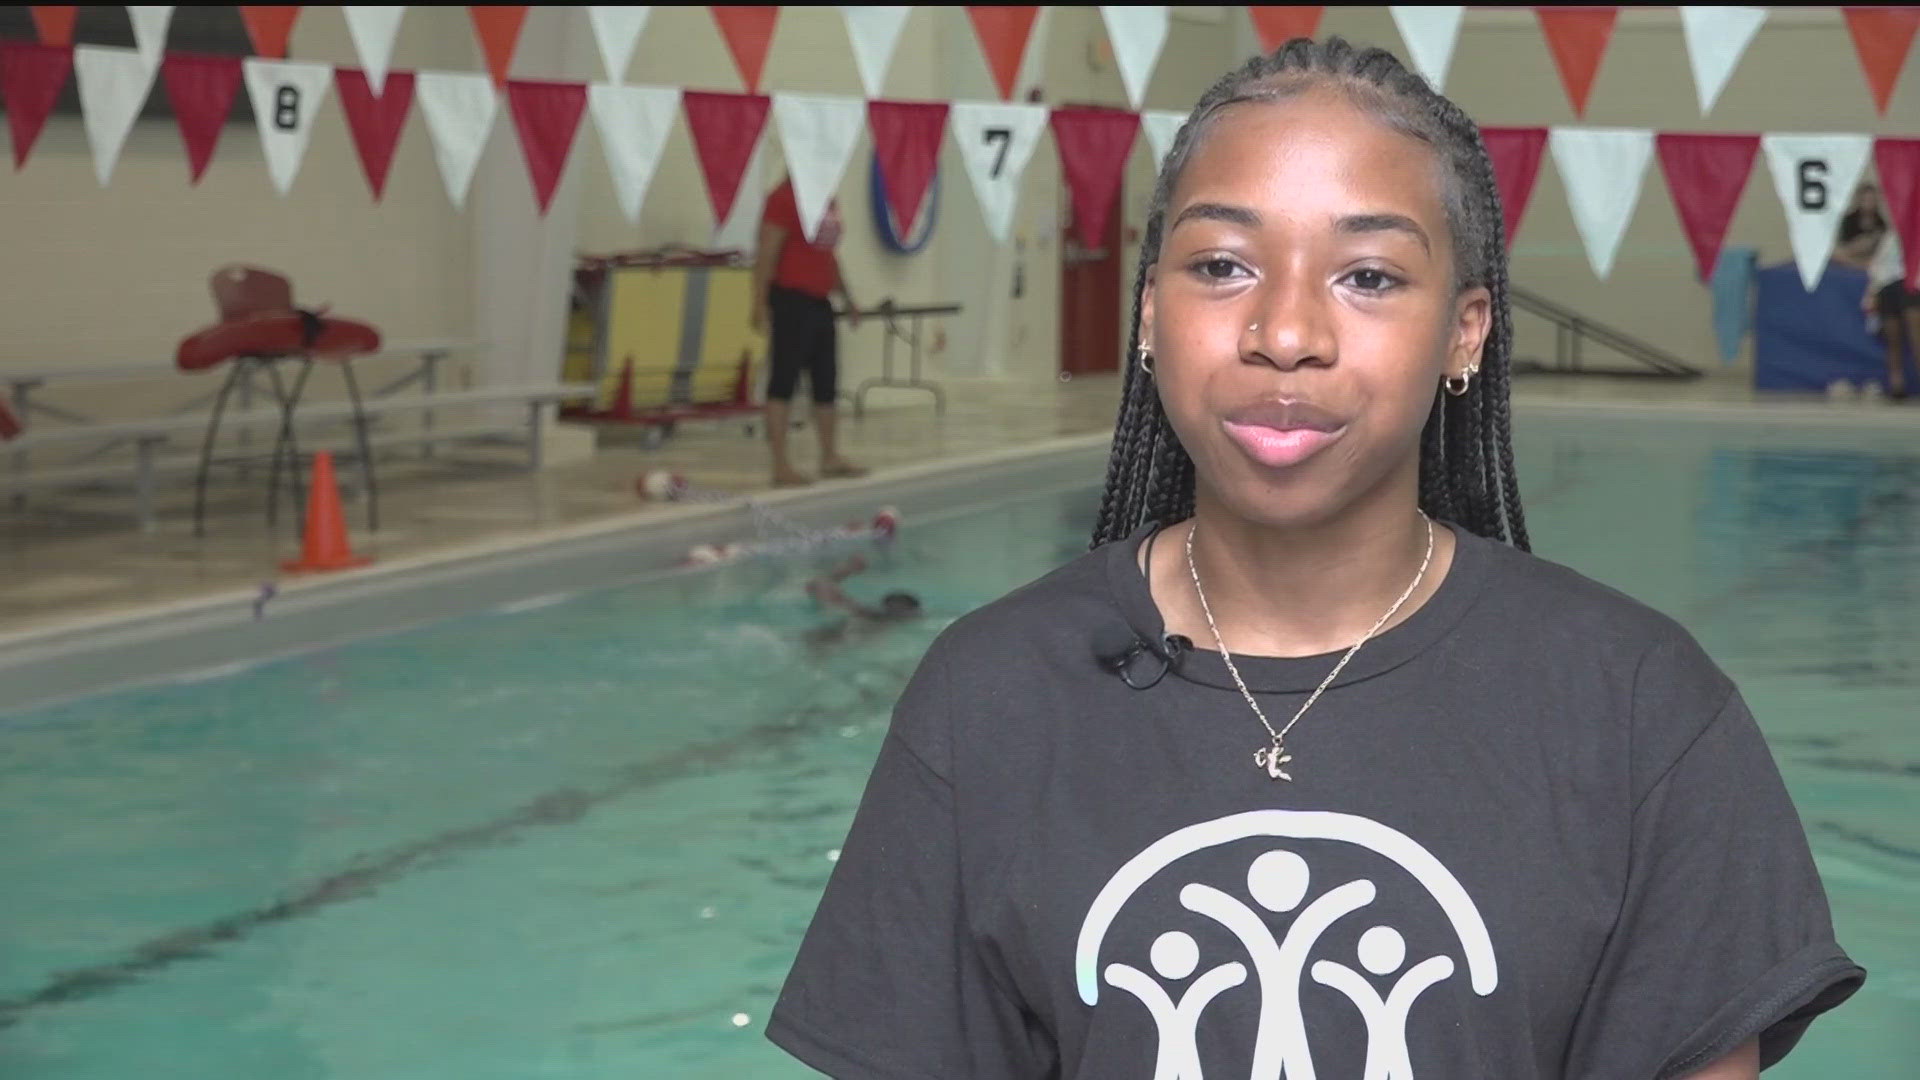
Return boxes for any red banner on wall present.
[967,7,1039,101]
[868,99,949,235]
[1843,7,1920,115]
[1656,132,1760,281]
[28,7,76,48]
[0,41,71,169]
[1875,138,1920,287]
[1051,105,1140,250]
[507,79,588,216]
[239,7,303,61]
[470,6,529,87]
[336,67,415,201]
[1536,8,1617,118]
[1481,126,1548,247]
[683,90,771,223]
[1248,7,1324,54]
[162,53,244,183]
[713,6,779,94]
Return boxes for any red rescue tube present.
[175,313,382,372]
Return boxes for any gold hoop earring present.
[1137,347,1155,377]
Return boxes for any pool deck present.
[3,370,1917,651]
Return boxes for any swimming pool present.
[1,409,1914,1078]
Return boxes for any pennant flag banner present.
[840,6,911,99]
[244,58,331,195]
[29,7,78,47]
[1099,6,1168,111]
[470,5,528,87]
[129,7,174,75]
[586,6,650,85]
[507,78,588,215]
[416,70,498,210]
[1762,133,1873,290]
[1248,7,1324,54]
[1141,109,1184,167]
[1389,6,1463,91]
[1550,126,1654,279]
[868,99,948,235]
[949,100,1046,242]
[1481,126,1548,246]
[683,90,771,223]
[773,92,867,241]
[343,6,405,96]
[1536,7,1616,118]
[713,6,778,94]
[589,83,679,223]
[1843,7,1920,116]
[1656,132,1759,281]
[1051,106,1140,249]
[0,41,72,169]
[1678,7,1765,116]
[1875,139,1920,288]
[336,66,415,200]
[162,53,243,183]
[967,7,1039,101]
[240,6,303,60]
[74,46,154,186]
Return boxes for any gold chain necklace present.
[1184,515,1434,780]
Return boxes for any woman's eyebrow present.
[1169,202,1260,231]
[1336,212,1430,253]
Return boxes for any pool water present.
[1,413,1915,1078]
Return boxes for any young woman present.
[768,38,1863,1079]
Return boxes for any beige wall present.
[2,6,1911,420]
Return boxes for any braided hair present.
[1090,36,1530,552]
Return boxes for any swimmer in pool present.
[804,554,921,650]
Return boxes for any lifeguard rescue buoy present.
[175,311,381,372]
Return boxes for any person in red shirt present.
[751,177,868,487]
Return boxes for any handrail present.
[1508,284,1702,379]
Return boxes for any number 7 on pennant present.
[984,126,1011,179]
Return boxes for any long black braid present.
[1090,36,1530,551]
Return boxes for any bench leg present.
[528,401,545,470]
[340,359,379,532]
[194,362,246,538]
[266,360,313,534]
[136,438,157,534]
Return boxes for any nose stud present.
[1248,323,1260,333]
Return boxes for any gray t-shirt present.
[768,522,1864,1079]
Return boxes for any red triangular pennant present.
[239,7,302,60]
[1875,138,1920,288]
[967,7,1038,100]
[1051,106,1140,250]
[470,6,528,87]
[1844,7,1920,115]
[1655,133,1760,282]
[1248,7,1324,53]
[30,7,77,47]
[1536,8,1617,118]
[1480,126,1548,247]
[711,6,778,94]
[868,99,949,235]
[336,67,415,201]
[0,41,72,169]
[683,90,770,223]
[161,53,243,183]
[506,78,588,216]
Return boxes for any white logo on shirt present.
[1074,810,1497,1080]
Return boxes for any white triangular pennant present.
[715,133,771,251]
[343,6,407,96]
[73,46,154,186]
[587,7,650,84]
[1549,127,1655,280]
[949,102,1047,243]
[772,92,867,242]
[243,59,333,195]
[415,71,498,211]
[1679,7,1766,116]
[1388,6,1463,91]
[1762,134,1874,290]
[127,6,173,74]
[839,6,911,99]
[1142,110,1184,167]
[588,83,679,223]
[1099,7,1169,110]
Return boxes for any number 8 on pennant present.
[244,59,333,195]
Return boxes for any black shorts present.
[767,285,838,405]
[1877,281,1911,323]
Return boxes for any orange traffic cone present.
[282,451,371,574]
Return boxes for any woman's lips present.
[1219,400,1348,468]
